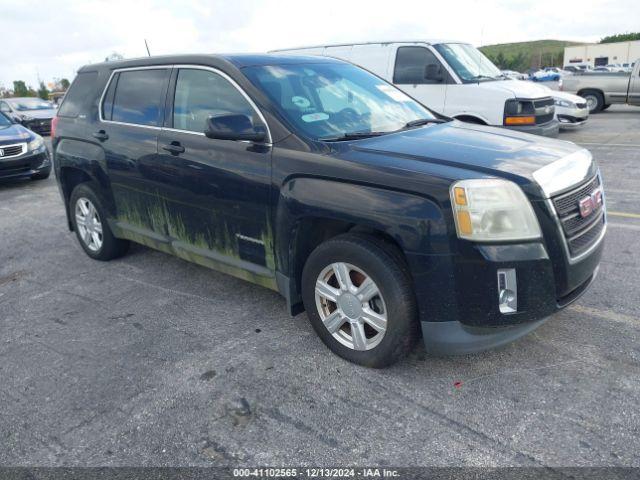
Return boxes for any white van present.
[273,40,560,137]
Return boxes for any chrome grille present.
[534,97,555,125]
[551,175,605,258]
[0,143,26,158]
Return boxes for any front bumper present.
[557,107,589,129]
[505,118,560,137]
[0,149,51,180]
[407,217,604,355]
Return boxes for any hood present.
[17,109,57,120]
[552,90,586,104]
[0,123,33,144]
[477,79,552,99]
[347,121,589,198]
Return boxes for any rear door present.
[391,45,452,113]
[155,66,274,272]
[99,67,171,239]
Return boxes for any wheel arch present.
[275,177,449,314]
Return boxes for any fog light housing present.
[497,268,517,314]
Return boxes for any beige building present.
[564,40,640,67]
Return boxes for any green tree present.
[600,32,640,44]
[37,81,50,100]
[60,78,70,90]
[13,80,30,97]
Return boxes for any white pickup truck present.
[560,59,640,112]
[274,40,560,137]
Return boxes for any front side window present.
[109,69,169,126]
[0,102,10,113]
[173,69,257,133]
[433,43,502,83]
[393,46,449,85]
[243,63,433,141]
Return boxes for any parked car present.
[501,70,528,80]
[0,97,57,135]
[561,59,640,112]
[0,112,51,181]
[592,66,613,72]
[530,69,561,82]
[540,86,589,129]
[54,54,604,367]
[274,41,559,137]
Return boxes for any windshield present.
[243,62,434,141]
[433,43,502,83]
[8,98,55,111]
[0,112,11,127]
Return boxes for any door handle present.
[93,130,109,141]
[161,142,185,154]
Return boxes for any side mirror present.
[204,114,267,143]
[424,64,443,83]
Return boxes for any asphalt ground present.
[1,105,640,468]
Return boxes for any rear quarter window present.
[58,72,99,118]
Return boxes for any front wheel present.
[301,234,418,368]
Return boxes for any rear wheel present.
[581,90,604,113]
[301,234,418,368]
[70,183,129,261]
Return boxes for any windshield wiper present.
[321,131,388,142]
[403,118,447,128]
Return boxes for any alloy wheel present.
[314,262,388,351]
[75,197,103,252]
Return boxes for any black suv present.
[53,55,605,367]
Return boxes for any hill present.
[479,39,586,72]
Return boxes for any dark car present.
[0,112,51,181]
[0,97,57,135]
[53,54,605,367]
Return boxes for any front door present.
[155,67,274,277]
[391,45,451,114]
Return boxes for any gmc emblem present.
[579,189,603,218]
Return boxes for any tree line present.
[1,78,70,100]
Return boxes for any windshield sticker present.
[376,84,411,102]
[301,112,329,123]
[291,96,311,108]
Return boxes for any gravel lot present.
[1,106,640,468]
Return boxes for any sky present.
[1,0,638,89]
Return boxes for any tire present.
[69,183,129,261]
[581,90,604,113]
[31,167,51,180]
[601,104,611,111]
[301,234,418,368]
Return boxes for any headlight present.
[504,99,536,126]
[20,114,33,122]
[450,179,542,241]
[554,98,574,108]
[27,135,44,151]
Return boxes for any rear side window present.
[393,46,448,85]
[106,69,169,127]
[57,72,98,118]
